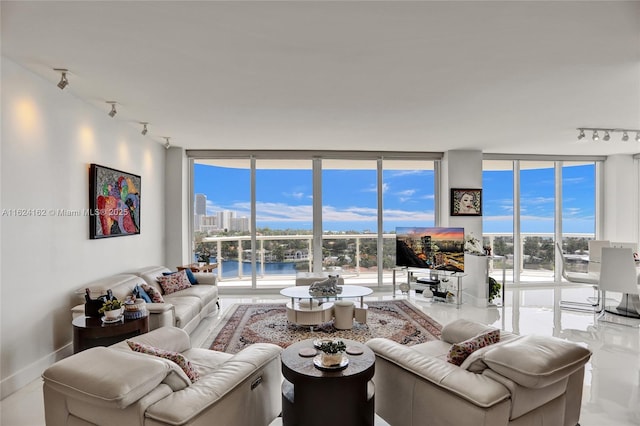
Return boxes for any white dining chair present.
[557,242,601,311]
[598,247,640,324]
[587,240,610,273]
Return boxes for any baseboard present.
[1,342,73,400]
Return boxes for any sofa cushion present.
[157,270,191,295]
[447,329,500,366]
[163,295,202,328]
[441,318,500,344]
[169,285,218,306]
[133,284,152,303]
[141,283,164,303]
[483,335,592,388]
[127,340,200,383]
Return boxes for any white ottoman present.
[334,300,355,330]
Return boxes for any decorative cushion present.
[157,270,191,295]
[127,340,199,383]
[140,283,164,303]
[447,329,500,366]
[163,268,198,285]
[133,284,152,303]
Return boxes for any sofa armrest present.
[42,347,173,409]
[193,272,216,285]
[145,302,174,313]
[144,343,283,424]
[366,338,510,407]
[483,335,592,388]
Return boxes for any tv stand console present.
[392,267,466,309]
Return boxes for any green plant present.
[98,299,122,314]
[318,340,346,354]
[488,277,501,303]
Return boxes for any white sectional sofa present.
[72,266,219,335]
[42,326,283,426]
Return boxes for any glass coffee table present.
[280,285,373,328]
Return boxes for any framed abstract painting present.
[89,164,141,239]
[450,188,482,216]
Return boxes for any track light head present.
[622,131,629,142]
[164,137,171,149]
[577,127,639,143]
[603,130,610,141]
[577,129,585,140]
[54,68,69,90]
[592,130,599,141]
[107,102,117,118]
[636,132,640,142]
[141,122,148,136]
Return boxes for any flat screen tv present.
[396,227,465,272]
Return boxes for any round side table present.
[72,315,149,353]
[280,338,375,426]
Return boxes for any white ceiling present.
[2,1,639,156]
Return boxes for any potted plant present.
[318,340,346,366]
[98,299,123,320]
[488,276,501,304]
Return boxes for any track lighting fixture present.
[107,102,117,118]
[141,122,148,136]
[54,68,69,90]
[577,128,640,143]
[164,137,171,149]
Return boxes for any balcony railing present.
[196,232,596,287]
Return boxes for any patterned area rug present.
[208,299,442,353]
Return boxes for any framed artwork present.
[450,188,482,216]
[89,163,141,239]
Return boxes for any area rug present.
[207,299,442,354]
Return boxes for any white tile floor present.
[2,285,639,426]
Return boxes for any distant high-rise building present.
[194,194,207,231]
[218,210,235,231]
[195,194,206,215]
[231,216,250,232]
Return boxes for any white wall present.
[603,155,639,244]
[441,150,487,306]
[0,59,166,398]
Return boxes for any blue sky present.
[195,163,595,235]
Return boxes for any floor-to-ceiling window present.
[483,157,602,284]
[190,151,439,288]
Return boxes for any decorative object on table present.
[123,296,148,320]
[488,276,501,304]
[464,232,484,255]
[298,347,317,357]
[483,245,492,256]
[83,288,109,318]
[98,298,123,321]
[316,339,348,369]
[399,282,410,294]
[89,163,141,239]
[451,188,482,216]
[308,274,343,297]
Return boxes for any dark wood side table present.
[72,315,149,353]
[281,338,375,426]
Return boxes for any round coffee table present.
[280,338,375,426]
[280,285,373,327]
[72,315,149,353]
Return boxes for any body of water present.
[201,258,302,278]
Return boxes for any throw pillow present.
[163,269,198,285]
[157,270,191,295]
[127,340,199,383]
[447,329,500,366]
[140,283,164,303]
[132,284,152,303]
